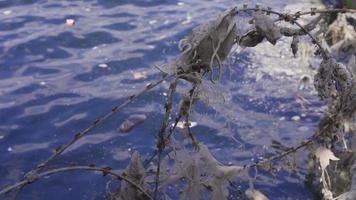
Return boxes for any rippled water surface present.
[0,0,328,199]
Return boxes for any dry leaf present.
[253,12,281,45]
[239,30,265,47]
[291,36,299,57]
[315,147,339,171]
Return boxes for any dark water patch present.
[102,22,137,31]
[0,0,41,9]
[0,16,45,31]
[56,31,120,49]
[40,2,63,8]
[232,93,296,115]
[0,33,19,43]
[95,0,177,8]
[73,58,143,82]
[23,66,60,76]
[8,83,42,95]
[43,18,68,25]
[2,37,72,63]
[0,93,81,123]
[100,12,138,18]
[16,172,107,200]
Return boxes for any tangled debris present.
[0,5,355,200]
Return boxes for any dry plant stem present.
[154,78,178,199]
[22,6,354,179]
[0,166,153,200]
[233,8,356,19]
[2,6,355,200]
[250,137,315,168]
[293,8,356,17]
[292,20,330,59]
[248,112,336,169]
[185,85,199,147]
[25,74,170,177]
[144,149,158,167]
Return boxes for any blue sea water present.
[0,0,327,199]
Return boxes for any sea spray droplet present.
[119,114,147,133]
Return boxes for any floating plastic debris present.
[132,71,147,80]
[245,189,268,200]
[66,19,75,26]
[0,135,4,140]
[40,81,46,86]
[291,115,300,121]
[298,75,311,90]
[119,114,147,133]
[7,147,13,152]
[175,121,197,129]
[182,14,192,25]
[98,63,108,68]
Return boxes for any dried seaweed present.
[1,5,355,200]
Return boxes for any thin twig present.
[293,8,356,17]
[292,20,330,59]
[234,7,356,17]
[184,85,199,148]
[154,78,178,199]
[0,166,153,200]
[24,74,170,178]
